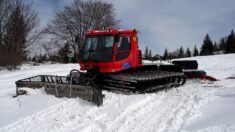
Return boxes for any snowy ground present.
[0,54,235,132]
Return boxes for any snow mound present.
[18,88,47,95]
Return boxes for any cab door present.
[114,35,132,71]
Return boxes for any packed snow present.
[0,54,235,132]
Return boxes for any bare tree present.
[0,0,12,41]
[44,0,119,61]
[0,0,12,56]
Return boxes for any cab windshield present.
[80,36,114,62]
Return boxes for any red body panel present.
[79,29,142,73]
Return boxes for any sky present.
[32,0,235,54]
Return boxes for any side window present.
[84,37,97,51]
[105,36,114,48]
[116,36,131,61]
[90,38,97,50]
[117,36,130,51]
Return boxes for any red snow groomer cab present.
[79,29,142,73]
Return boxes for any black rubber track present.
[102,69,186,94]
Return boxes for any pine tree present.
[193,45,199,56]
[185,48,191,57]
[37,54,47,63]
[225,30,235,53]
[213,42,218,53]
[219,38,226,52]
[178,46,185,58]
[3,6,27,69]
[58,43,71,63]
[144,46,149,59]
[70,53,76,63]
[148,49,152,60]
[200,34,214,55]
[163,48,168,60]
[32,56,37,62]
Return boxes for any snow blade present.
[15,75,104,106]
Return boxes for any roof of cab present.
[86,29,137,36]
